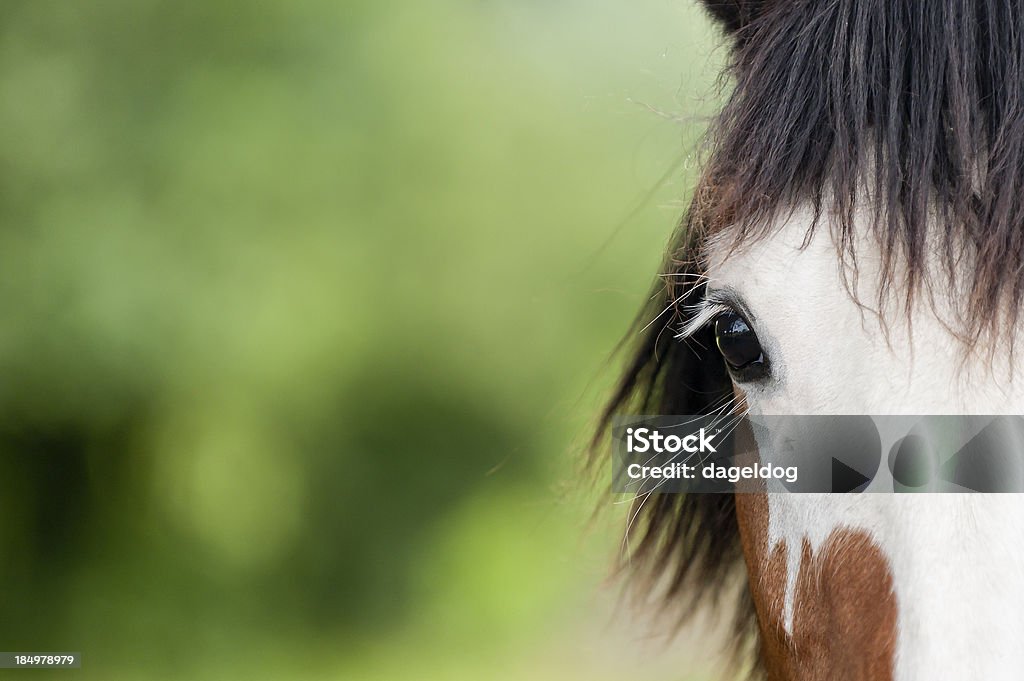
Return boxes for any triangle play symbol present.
[832,456,871,493]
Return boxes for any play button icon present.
[768,416,882,492]
[832,456,873,493]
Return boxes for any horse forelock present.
[689,0,1024,346]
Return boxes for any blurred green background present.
[0,1,724,679]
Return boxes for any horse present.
[597,1,1024,679]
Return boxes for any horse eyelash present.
[677,301,730,340]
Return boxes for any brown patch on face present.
[732,417,898,680]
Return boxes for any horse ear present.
[699,0,770,43]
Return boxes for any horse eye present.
[713,310,765,374]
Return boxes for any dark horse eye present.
[713,310,765,373]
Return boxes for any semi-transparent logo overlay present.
[611,415,1024,493]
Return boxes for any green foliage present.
[0,1,721,678]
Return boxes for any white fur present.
[704,206,1024,680]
